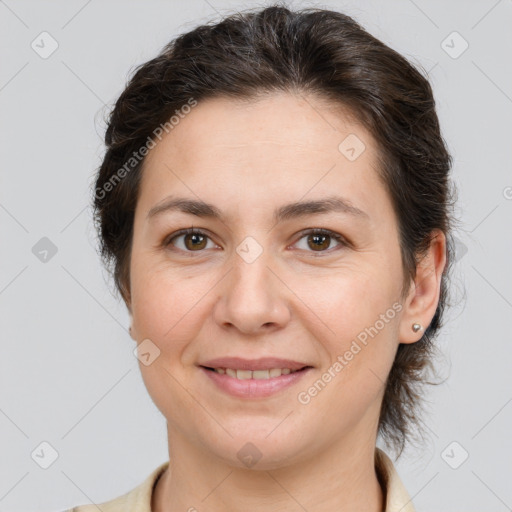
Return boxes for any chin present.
[202,429,311,471]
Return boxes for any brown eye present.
[164,228,347,255]
[165,229,214,252]
[294,229,347,254]
[307,233,331,251]
[183,232,208,250]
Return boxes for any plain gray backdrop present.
[1,0,511,511]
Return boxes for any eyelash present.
[163,227,349,256]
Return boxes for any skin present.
[127,91,446,512]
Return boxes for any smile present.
[205,367,303,379]
[199,365,313,398]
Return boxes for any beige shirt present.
[66,448,415,512]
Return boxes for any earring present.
[412,323,422,333]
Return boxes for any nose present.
[213,251,291,335]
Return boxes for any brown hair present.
[92,5,458,457]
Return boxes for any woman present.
[68,5,456,512]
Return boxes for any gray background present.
[1,0,511,511]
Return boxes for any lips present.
[199,362,313,398]
[199,356,312,372]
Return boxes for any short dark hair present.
[93,4,458,457]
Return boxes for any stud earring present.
[412,323,422,333]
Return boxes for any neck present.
[153,429,385,512]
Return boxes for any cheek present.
[306,266,401,384]
[305,265,397,337]
[130,258,220,359]
[130,267,208,414]
[301,280,400,432]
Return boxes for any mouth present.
[198,359,314,398]
[200,366,312,380]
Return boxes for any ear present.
[121,281,132,314]
[398,229,447,344]
[122,287,135,339]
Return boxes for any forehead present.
[147,92,371,162]
[138,92,389,225]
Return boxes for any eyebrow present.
[146,195,370,224]
[147,196,370,223]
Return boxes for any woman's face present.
[129,92,414,468]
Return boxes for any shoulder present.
[61,461,169,512]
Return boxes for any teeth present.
[236,369,252,380]
[252,370,270,379]
[213,367,300,379]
